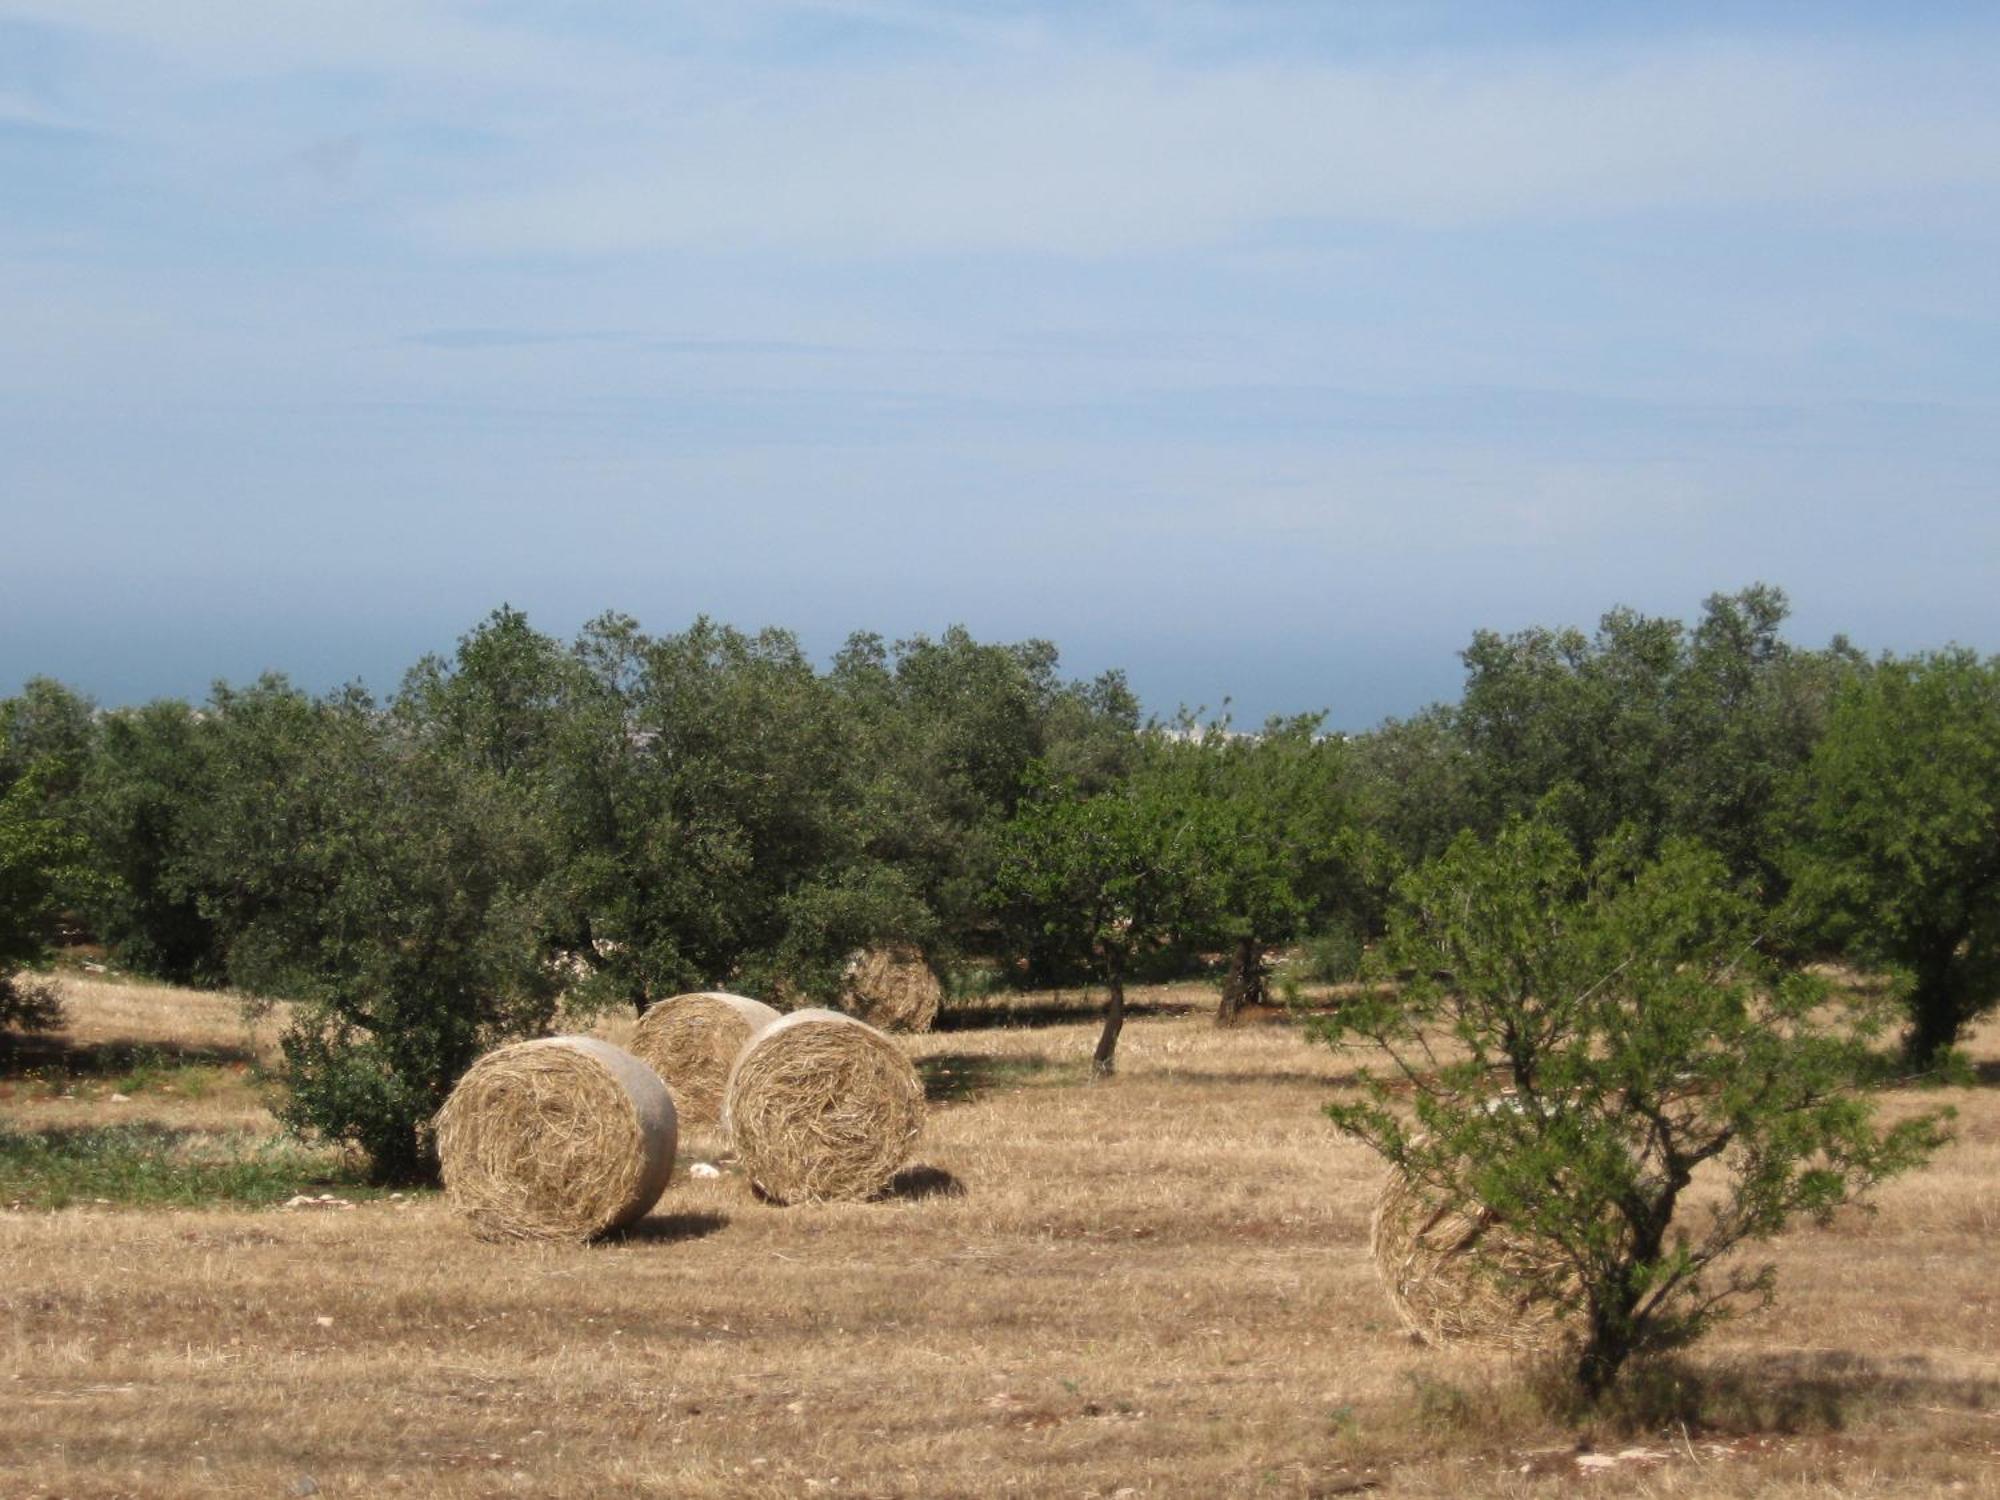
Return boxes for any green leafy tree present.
[184,677,564,1182]
[0,761,91,1034]
[1786,649,2000,1065]
[831,626,1139,967]
[0,677,97,807]
[989,753,1210,1075]
[558,614,860,1007]
[1449,586,1856,891]
[1348,704,1478,881]
[1149,717,1367,1024]
[1660,586,1863,891]
[1317,816,1945,1399]
[78,699,225,982]
[1457,607,1679,856]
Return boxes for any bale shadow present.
[880,1164,965,1201]
[917,1052,1068,1103]
[610,1211,730,1246]
[0,1035,259,1080]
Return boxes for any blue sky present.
[2,2,1996,727]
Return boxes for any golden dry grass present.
[4,973,1999,1497]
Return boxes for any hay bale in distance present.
[629,991,781,1126]
[842,945,942,1033]
[435,1037,677,1243]
[724,1008,925,1203]
[1369,1164,1578,1352]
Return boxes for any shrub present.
[1316,815,1947,1399]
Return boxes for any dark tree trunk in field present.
[1904,942,1969,1069]
[1576,1314,1633,1402]
[1216,936,1266,1026]
[1092,950,1127,1078]
[1573,1194,1678,1402]
[1575,1262,1650,1401]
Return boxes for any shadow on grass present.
[1151,1068,1363,1090]
[0,1035,259,1080]
[612,1211,730,1245]
[917,1052,1073,1103]
[935,996,1198,1032]
[1575,1351,2000,1436]
[881,1164,965,1201]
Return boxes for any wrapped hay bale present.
[435,1037,677,1242]
[1369,1164,1578,1352]
[724,1008,925,1203]
[628,991,781,1126]
[842,945,942,1033]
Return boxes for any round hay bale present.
[435,1037,677,1243]
[1369,1164,1579,1351]
[628,991,781,1126]
[842,945,942,1033]
[724,1008,925,1203]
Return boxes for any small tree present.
[1785,649,2000,1066]
[1161,716,1363,1025]
[1317,816,1945,1399]
[989,759,1208,1076]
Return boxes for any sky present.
[2,2,1997,728]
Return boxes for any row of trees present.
[3,586,1998,1178]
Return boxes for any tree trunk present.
[1092,951,1127,1078]
[1216,935,1265,1027]
[1904,947,1967,1069]
[1574,1280,1643,1402]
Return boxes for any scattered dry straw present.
[842,945,943,1033]
[629,991,781,1126]
[725,1008,926,1203]
[1369,1164,1578,1353]
[434,1037,677,1243]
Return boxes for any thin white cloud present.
[415,43,2000,258]
[0,0,582,83]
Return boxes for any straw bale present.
[434,1036,677,1242]
[724,1008,925,1203]
[1369,1163,1580,1352]
[842,945,942,1033]
[629,991,781,1126]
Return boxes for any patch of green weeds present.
[0,1122,372,1209]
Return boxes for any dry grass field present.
[4,970,1998,1498]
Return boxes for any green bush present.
[1317,815,1947,1399]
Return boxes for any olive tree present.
[0,761,90,1035]
[184,676,565,1182]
